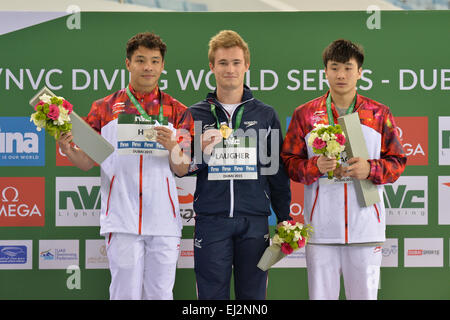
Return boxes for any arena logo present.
[0,117,45,166]
[394,117,428,165]
[383,176,427,225]
[0,177,45,226]
[55,177,101,226]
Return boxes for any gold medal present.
[220,124,233,139]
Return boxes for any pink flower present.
[34,100,45,111]
[336,133,346,146]
[47,104,60,120]
[62,100,73,114]
[297,237,306,249]
[288,220,296,226]
[281,243,294,255]
[312,137,326,150]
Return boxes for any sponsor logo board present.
[394,117,428,166]
[404,238,443,267]
[0,240,32,270]
[39,239,79,269]
[384,176,427,225]
[85,239,109,269]
[55,177,101,226]
[0,177,45,227]
[177,238,194,269]
[0,117,45,166]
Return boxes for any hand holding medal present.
[154,126,177,151]
[201,129,222,155]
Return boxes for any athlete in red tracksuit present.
[281,39,406,299]
[58,32,190,300]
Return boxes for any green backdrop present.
[0,10,449,299]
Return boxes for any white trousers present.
[305,244,382,300]
[105,233,180,300]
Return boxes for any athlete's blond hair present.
[208,30,250,65]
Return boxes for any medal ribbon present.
[126,86,164,124]
[326,92,357,126]
[210,103,245,131]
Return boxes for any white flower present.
[272,234,283,245]
[314,123,326,130]
[307,132,318,147]
[30,113,45,129]
[321,132,331,141]
[59,106,70,122]
[325,140,342,157]
[39,93,51,104]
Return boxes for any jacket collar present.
[128,84,160,102]
[322,90,364,117]
[205,84,254,106]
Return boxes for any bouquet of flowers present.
[307,123,346,179]
[30,93,73,139]
[257,220,313,272]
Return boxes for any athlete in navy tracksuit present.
[183,82,293,297]
[181,84,291,299]
[179,30,291,300]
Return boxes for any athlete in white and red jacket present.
[57,32,190,300]
[281,39,406,300]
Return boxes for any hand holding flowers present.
[307,123,346,179]
[272,220,313,255]
[30,93,73,139]
[257,220,313,271]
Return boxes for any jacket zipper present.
[225,103,244,218]
[229,114,235,218]
[214,99,252,218]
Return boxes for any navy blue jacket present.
[183,85,291,223]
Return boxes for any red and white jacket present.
[85,85,187,237]
[281,91,406,244]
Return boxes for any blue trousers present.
[194,215,269,300]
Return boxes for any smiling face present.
[209,46,249,92]
[126,46,164,93]
[325,58,362,96]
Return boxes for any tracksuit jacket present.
[84,85,187,237]
[281,91,406,244]
[180,85,291,223]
